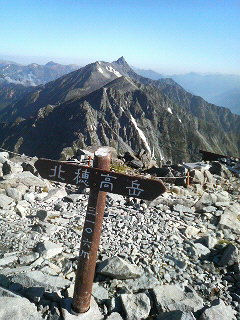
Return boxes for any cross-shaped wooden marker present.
[35,147,166,314]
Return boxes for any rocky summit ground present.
[0,151,239,320]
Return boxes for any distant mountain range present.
[0,57,239,163]
[134,68,240,115]
[0,60,79,86]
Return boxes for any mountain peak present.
[115,56,128,66]
[45,61,58,67]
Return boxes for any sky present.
[0,0,239,74]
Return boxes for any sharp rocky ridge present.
[0,57,239,163]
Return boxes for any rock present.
[19,252,40,265]
[12,270,71,291]
[198,235,217,249]
[121,274,159,292]
[21,162,36,174]
[6,187,22,201]
[120,293,151,320]
[2,171,51,189]
[106,312,123,320]
[23,192,35,203]
[35,240,63,259]
[15,203,27,218]
[191,243,211,257]
[0,287,43,320]
[218,244,239,266]
[2,161,23,175]
[0,194,14,209]
[36,209,49,221]
[97,256,142,280]
[61,297,103,320]
[156,310,196,320]
[153,285,204,313]
[199,298,236,320]
[191,169,204,185]
[173,204,194,214]
[183,226,200,238]
[43,188,67,202]
[127,159,143,169]
[0,254,18,267]
[216,191,230,203]
[209,161,232,178]
[200,193,217,205]
[0,152,9,162]
[92,282,109,302]
[219,203,240,234]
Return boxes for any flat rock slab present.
[61,297,103,320]
[153,285,203,313]
[97,256,142,280]
[35,240,63,259]
[12,270,71,291]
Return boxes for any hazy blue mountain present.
[0,60,79,86]
[132,67,163,80]
[134,68,240,114]
[210,88,240,115]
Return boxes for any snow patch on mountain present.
[129,114,151,154]
[106,66,121,78]
[98,67,104,74]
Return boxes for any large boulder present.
[152,285,203,313]
[199,299,236,320]
[219,203,240,234]
[0,287,43,320]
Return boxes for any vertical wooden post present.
[72,148,111,314]
[186,169,190,186]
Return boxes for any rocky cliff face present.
[0,58,239,163]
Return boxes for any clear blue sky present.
[0,0,239,74]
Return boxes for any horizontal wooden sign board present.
[35,158,166,201]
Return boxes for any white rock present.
[35,240,63,259]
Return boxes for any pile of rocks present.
[0,151,239,320]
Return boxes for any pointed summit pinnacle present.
[115,56,128,66]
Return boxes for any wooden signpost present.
[35,148,166,315]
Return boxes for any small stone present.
[15,203,27,218]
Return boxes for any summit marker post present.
[35,147,166,315]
